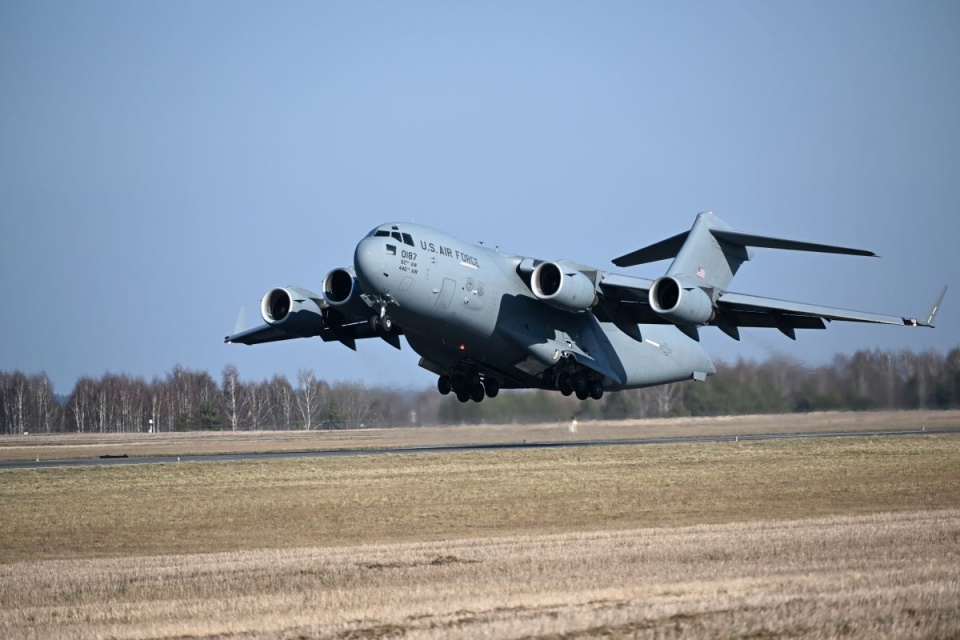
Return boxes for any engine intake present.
[260,286,326,337]
[322,267,370,321]
[649,276,714,326]
[323,268,360,305]
[531,261,597,312]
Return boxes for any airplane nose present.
[354,237,384,294]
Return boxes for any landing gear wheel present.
[369,314,380,331]
[589,380,604,400]
[470,384,485,402]
[558,372,573,396]
[456,389,470,403]
[380,315,393,333]
[573,371,589,395]
[575,388,589,400]
[437,375,451,395]
[483,378,500,398]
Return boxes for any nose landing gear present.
[369,300,394,333]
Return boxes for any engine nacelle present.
[531,261,597,312]
[649,276,714,326]
[260,286,326,337]
[323,267,362,305]
[322,267,370,320]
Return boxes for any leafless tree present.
[69,376,97,432]
[270,374,296,429]
[331,381,374,428]
[30,373,57,433]
[245,380,271,430]
[221,364,247,431]
[297,369,328,431]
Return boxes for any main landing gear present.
[437,371,500,403]
[543,364,604,401]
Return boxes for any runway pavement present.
[2,427,958,471]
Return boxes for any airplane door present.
[435,278,456,309]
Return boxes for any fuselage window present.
[402,233,414,246]
[386,244,396,255]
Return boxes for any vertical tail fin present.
[664,212,744,293]
[612,212,746,294]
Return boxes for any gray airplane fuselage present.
[353,223,715,391]
[227,212,939,403]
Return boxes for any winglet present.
[920,286,946,327]
[903,286,946,327]
[233,306,247,335]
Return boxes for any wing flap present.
[598,273,655,302]
[225,324,300,346]
[226,317,399,349]
[598,273,939,333]
[717,292,915,326]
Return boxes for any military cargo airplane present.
[226,212,944,402]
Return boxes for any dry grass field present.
[1,511,957,639]
[1,414,959,638]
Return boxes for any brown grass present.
[1,435,959,562]
[1,429,958,638]
[1,409,957,462]
[0,511,957,638]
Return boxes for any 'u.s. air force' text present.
[420,241,480,268]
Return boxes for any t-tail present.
[612,211,886,341]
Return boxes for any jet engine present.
[260,286,326,337]
[649,276,714,325]
[322,267,371,320]
[531,261,597,312]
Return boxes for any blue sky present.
[1,1,957,395]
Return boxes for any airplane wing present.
[225,319,402,350]
[598,274,944,340]
[224,324,300,346]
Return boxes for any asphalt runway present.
[3,427,959,471]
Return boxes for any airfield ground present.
[0,411,958,638]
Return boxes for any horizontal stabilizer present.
[709,229,876,257]
[612,232,688,267]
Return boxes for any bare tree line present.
[0,348,958,434]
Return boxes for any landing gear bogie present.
[547,363,604,401]
[442,369,500,403]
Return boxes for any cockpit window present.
[402,232,414,246]
[391,231,403,242]
[375,230,390,238]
